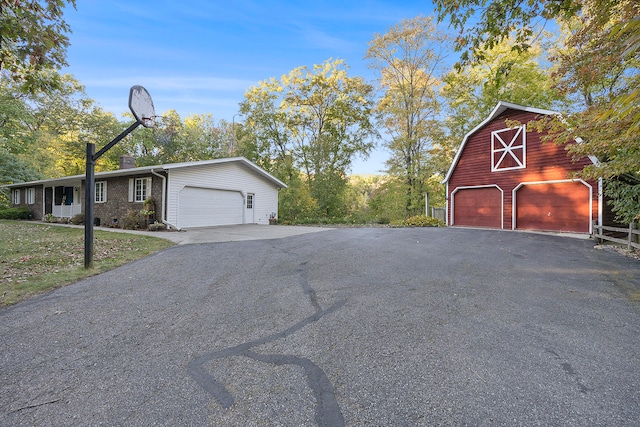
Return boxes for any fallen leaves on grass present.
[0,221,173,306]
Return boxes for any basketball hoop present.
[85,84,157,268]
[129,85,156,128]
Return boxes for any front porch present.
[45,182,82,219]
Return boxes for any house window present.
[26,188,35,204]
[492,125,526,172]
[12,189,20,204]
[247,193,254,209]
[95,181,107,203]
[129,177,152,202]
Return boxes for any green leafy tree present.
[367,176,407,223]
[120,111,234,167]
[0,74,123,177]
[442,38,564,139]
[1,0,77,94]
[365,16,451,216]
[240,59,378,218]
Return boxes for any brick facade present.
[6,173,166,225]
[8,186,45,220]
[89,173,165,226]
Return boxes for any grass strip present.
[0,220,174,306]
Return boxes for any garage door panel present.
[515,182,590,233]
[453,187,502,228]
[179,187,243,228]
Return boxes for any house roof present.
[1,157,287,189]
[442,101,560,184]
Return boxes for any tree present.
[1,0,77,94]
[239,59,378,218]
[0,74,123,178]
[442,37,564,140]
[433,0,582,67]
[119,111,234,167]
[365,16,451,216]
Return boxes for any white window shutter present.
[128,178,134,202]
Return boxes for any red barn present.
[443,101,603,234]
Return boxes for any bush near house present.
[400,215,445,227]
[0,207,30,220]
[120,210,146,230]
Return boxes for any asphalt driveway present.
[1,227,639,426]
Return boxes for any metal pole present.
[94,121,139,160]
[84,143,95,268]
[84,121,141,269]
[232,113,242,155]
[425,192,429,217]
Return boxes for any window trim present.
[95,181,107,203]
[26,187,35,205]
[12,189,20,205]
[129,177,152,202]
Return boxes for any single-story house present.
[2,156,287,229]
[443,101,617,234]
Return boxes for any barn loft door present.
[492,126,526,172]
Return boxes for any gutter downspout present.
[151,169,180,231]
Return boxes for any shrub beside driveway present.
[0,220,174,306]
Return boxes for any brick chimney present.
[119,155,136,169]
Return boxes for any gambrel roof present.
[442,101,559,184]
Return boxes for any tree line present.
[1,1,638,223]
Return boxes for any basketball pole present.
[84,121,141,269]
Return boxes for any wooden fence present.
[594,223,640,251]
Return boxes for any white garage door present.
[178,187,243,228]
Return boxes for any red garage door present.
[515,182,591,233]
[453,187,502,228]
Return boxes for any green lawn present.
[0,220,174,306]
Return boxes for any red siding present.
[447,109,598,232]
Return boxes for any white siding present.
[166,162,279,228]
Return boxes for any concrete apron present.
[41,222,333,244]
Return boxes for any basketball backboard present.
[129,85,156,128]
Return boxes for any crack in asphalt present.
[188,260,346,426]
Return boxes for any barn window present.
[246,193,254,209]
[492,125,526,172]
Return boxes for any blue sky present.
[61,0,445,174]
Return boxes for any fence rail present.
[594,223,640,251]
